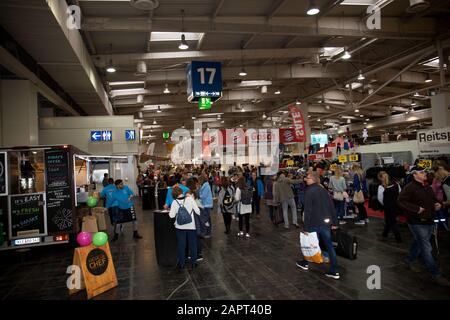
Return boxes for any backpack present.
[240,186,253,205]
[174,199,192,225]
[221,187,235,213]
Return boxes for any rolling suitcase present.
[332,229,357,260]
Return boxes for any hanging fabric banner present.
[288,104,306,142]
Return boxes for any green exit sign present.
[162,132,170,139]
[198,97,212,110]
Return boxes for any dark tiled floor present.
[1,198,449,300]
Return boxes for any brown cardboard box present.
[81,216,98,233]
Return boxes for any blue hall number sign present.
[186,61,222,103]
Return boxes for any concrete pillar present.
[0,80,39,147]
[431,92,450,129]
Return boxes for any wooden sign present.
[338,155,348,163]
[69,242,118,299]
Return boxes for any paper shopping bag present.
[81,215,98,233]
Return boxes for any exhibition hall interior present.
[0,0,450,301]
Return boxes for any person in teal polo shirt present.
[111,179,143,241]
[100,178,117,227]
[164,179,190,209]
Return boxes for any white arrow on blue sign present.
[125,130,135,141]
[91,130,112,142]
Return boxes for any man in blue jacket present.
[112,179,143,241]
[199,176,213,238]
[247,171,264,218]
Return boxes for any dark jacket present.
[397,180,437,225]
[303,184,337,230]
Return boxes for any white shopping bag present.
[300,232,324,264]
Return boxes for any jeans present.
[407,224,440,278]
[200,207,212,236]
[281,198,298,227]
[355,202,367,221]
[302,226,338,274]
[252,196,260,216]
[334,200,345,220]
[239,213,250,233]
[176,229,197,268]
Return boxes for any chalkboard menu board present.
[45,149,73,234]
[9,193,46,238]
[0,152,7,196]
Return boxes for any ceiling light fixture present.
[360,114,364,118]
[156,105,162,113]
[106,44,116,73]
[163,83,170,94]
[357,70,365,81]
[306,0,320,15]
[153,119,157,125]
[262,113,267,119]
[178,10,189,50]
[425,74,432,83]
[414,92,420,97]
[296,99,301,105]
[411,100,417,107]
[192,114,196,120]
[317,118,321,122]
[239,67,247,77]
[354,108,360,113]
[274,89,281,95]
[366,118,370,121]
[342,50,352,60]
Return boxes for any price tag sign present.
[187,61,222,103]
[338,155,348,163]
[330,164,337,172]
[418,159,432,169]
[349,154,359,162]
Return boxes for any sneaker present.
[354,220,366,225]
[284,225,290,229]
[238,231,244,237]
[365,218,370,223]
[204,235,211,239]
[296,261,309,270]
[245,233,250,238]
[432,276,450,287]
[197,255,204,262]
[293,223,300,228]
[325,272,340,280]
[323,256,330,263]
[339,220,347,225]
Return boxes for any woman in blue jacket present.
[247,171,264,218]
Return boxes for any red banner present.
[280,128,301,144]
[288,104,306,142]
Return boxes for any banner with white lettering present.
[288,104,306,142]
[417,126,450,155]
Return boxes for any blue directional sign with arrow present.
[125,130,135,141]
[91,130,112,142]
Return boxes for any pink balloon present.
[77,231,92,247]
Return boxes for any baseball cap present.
[410,165,425,174]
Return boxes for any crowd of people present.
[105,159,450,286]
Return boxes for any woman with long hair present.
[329,166,347,225]
[218,176,235,234]
[378,172,402,242]
[352,164,368,225]
[235,176,252,237]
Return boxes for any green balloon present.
[86,196,98,208]
[93,232,108,247]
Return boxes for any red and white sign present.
[288,104,306,142]
[280,128,301,144]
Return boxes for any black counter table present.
[153,209,177,267]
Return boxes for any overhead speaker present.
[130,0,159,11]
[406,0,430,13]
